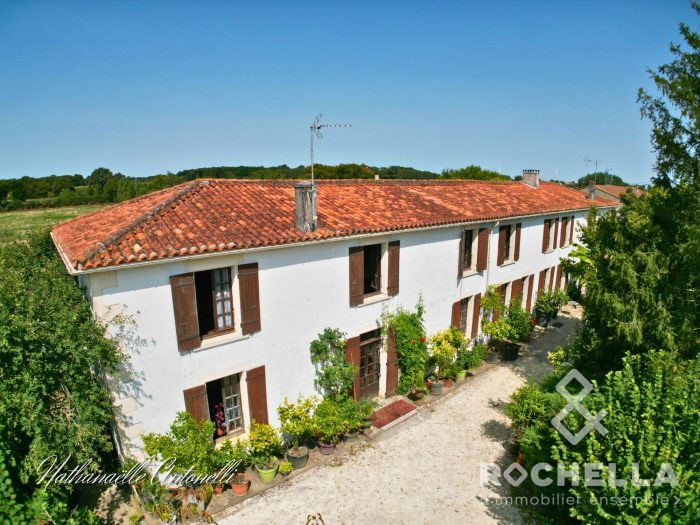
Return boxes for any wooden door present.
[359,330,381,399]
[385,330,399,396]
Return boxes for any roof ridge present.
[79,180,203,266]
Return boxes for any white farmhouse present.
[51,170,617,459]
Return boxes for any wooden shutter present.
[569,215,575,242]
[560,217,568,247]
[514,223,521,261]
[457,231,465,277]
[170,273,201,351]
[183,385,209,422]
[549,266,555,290]
[386,330,399,396]
[451,300,461,329]
[552,218,559,248]
[497,226,506,266]
[526,274,535,311]
[471,293,481,338]
[349,247,364,306]
[538,269,547,295]
[511,278,524,306]
[239,263,261,335]
[476,228,489,271]
[345,336,361,401]
[555,265,563,290]
[387,241,400,296]
[542,219,551,253]
[246,365,269,424]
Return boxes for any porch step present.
[371,399,417,430]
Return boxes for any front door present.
[359,330,381,399]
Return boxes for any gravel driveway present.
[218,309,580,525]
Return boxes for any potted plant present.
[152,502,175,525]
[427,328,459,394]
[279,460,293,476]
[213,482,224,495]
[213,402,226,436]
[313,398,345,454]
[277,395,318,469]
[230,473,250,496]
[253,455,279,482]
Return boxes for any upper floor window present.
[170,262,261,352]
[459,227,488,276]
[497,223,521,266]
[542,218,557,253]
[349,241,400,305]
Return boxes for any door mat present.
[372,399,417,430]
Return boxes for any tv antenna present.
[309,114,351,184]
[585,157,603,182]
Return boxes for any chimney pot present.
[522,169,540,188]
[295,182,317,232]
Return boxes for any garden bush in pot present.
[313,397,346,454]
[277,395,318,469]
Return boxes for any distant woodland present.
[0,164,511,210]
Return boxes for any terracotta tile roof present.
[595,184,644,199]
[51,179,618,272]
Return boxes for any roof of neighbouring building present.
[51,179,618,272]
[594,184,644,199]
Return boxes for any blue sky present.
[0,1,694,184]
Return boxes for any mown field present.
[0,204,105,244]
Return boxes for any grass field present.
[0,205,106,244]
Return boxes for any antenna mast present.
[585,157,602,182]
[309,114,352,184]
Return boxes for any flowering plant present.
[214,402,226,430]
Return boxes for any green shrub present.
[309,328,355,401]
[461,343,488,369]
[247,420,283,459]
[506,303,535,342]
[428,328,460,380]
[312,398,346,444]
[277,395,318,448]
[382,302,429,394]
[215,438,250,470]
[535,290,568,318]
[142,412,217,477]
[278,460,293,475]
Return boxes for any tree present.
[441,165,510,181]
[575,171,628,187]
[86,167,114,191]
[0,232,123,521]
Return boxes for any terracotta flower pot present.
[213,484,224,495]
[318,441,336,455]
[444,378,454,388]
[231,477,250,496]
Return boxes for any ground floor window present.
[207,373,244,436]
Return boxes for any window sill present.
[357,293,392,308]
[198,331,251,351]
[461,269,480,278]
[499,260,516,267]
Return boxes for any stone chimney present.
[522,169,540,188]
[587,180,596,200]
[295,181,317,232]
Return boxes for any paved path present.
[218,311,580,525]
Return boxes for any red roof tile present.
[595,184,644,199]
[51,179,617,272]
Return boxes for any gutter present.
[57,204,617,276]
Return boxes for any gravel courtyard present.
[218,309,581,525]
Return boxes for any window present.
[459,297,469,334]
[548,220,556,250]
[363,244,382,295]
[359,330,381,399]
[195,267,234,336]
[462,229,476,271]
[206,373,244,437]
[501,282,510,306]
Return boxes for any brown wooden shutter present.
[555,265,563,290]
[345,336,361,401]
[549,266,555,290]
[497,226,506,266]
[246,365,269,424]
[387,241,400,296]
[542,219,551,253]
[526,274,535,311]
[457,231,465,277]
[569,215,575,242]
[471,293,481,338]
[560,217,568,247]
[511,278,524,306]
[514,223,522,261]
[170,273,201,351]
[538,269,547,295]
[552,218,559,248]
[349,247,364,306]
[183,385,209,422]
[476,227,489,271]
[239,263,261,335]
[451,300,461,329]
[385,330,399,396]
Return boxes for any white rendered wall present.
[87,210,588,458]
